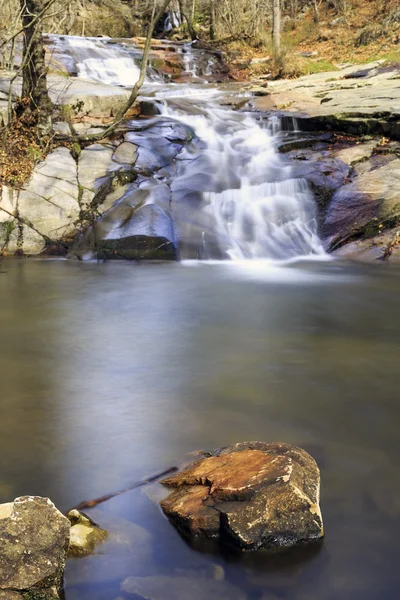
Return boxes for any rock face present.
[0,496,70,599]
[17,148,80,240]
[323,159,400,248]
[160,442,323,552]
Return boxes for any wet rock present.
[67,509,108,557]
[0,496,70,599]
[333,227,400,262]
[97,233,177,260]
[70,184,178,260]
[121,575,246,600]
[323,159,400,248]
[113,142,138,165]
[138,100,162,117]
[66,510,153,586]
[160,442,323,552]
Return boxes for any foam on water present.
[160,97,325,260]
[48,35,143,86]
[48,35,325,262]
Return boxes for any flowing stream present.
[1,36,399,600]
[48,35,324,261]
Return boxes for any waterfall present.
[47,35,145,86]
[52,35,325,261]
[164,10,182,31]
[158,95,324,260]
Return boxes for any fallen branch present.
[69,465,179,512]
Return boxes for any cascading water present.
[46,35,152,86]
[52,35,325,261]
[157,94,324,259]
[164,10,181,31]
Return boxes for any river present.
[1,34,399,600]
[0,257,399,599]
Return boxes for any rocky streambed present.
[0,442,323,599]
[0,38,399,262]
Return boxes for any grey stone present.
[121,575,246,600]
[323,159,400,247]
[112,142,138,165]
[53,121,71,136]
[78,144,114,208]
[17,147,80,240]
[70,184,178,260]
[0,496,70,599]
[249,61,400,139]
[334,141,378,165]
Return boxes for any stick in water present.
[70,466,179,512]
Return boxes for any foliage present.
[0,110,71,188]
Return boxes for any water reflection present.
[0,259,399,599]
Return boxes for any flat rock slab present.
[0,496,70,599]
[160,442,323,552]
[248,62,400,139]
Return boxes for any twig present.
[69,465,179,512]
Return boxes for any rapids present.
[47,34,325,261]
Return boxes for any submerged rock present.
[121,575,246,600]
[67,509,108,557]
[65,509,153,586]
[0,496,70,599]
[160,442,323,552]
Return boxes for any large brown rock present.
[0,496,70,599]
[160,442,323,552]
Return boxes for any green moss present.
[300,60,339,75]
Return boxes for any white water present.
[49,35,325,261]
[159,96,324,260]
[48,35,142,86]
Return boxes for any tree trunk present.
[272,0,281,55]
[20,0,52,132]
[313,0,319,23]
[209,0,215,40]
[178,0,197,40]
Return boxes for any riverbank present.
[0,36,399,262]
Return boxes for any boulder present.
[0,496,70,599]
[17,147,80,240]
[160,442,323,552]
[70,185,178,260]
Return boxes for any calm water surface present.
[0,258,399,599]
